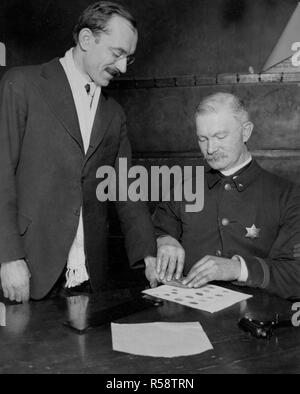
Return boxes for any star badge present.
[245,224,261,239]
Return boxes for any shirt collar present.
[221,155,252,176]
[61,48,92,87]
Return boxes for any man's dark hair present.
[73,1,137,44]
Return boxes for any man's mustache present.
[105,67,121,78]
[205,153,227,161]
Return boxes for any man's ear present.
[78,28,94,51]
[242,121,254,143]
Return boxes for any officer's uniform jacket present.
[154,160,300,299]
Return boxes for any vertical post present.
[0,302,6,327]
[0,42,6,66]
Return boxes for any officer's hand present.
[293,243,300,258]
[182,255,241,288]
[144,256,160,288]
[0,260,31,303]
[156,236,185,282]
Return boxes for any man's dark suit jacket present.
[0,58,156,300]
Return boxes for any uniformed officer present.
[147,92,300,299]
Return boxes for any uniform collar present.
[206,159,262,191]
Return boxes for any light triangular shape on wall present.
[262,2,300,73]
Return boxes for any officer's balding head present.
[195,92,254,172]
[196,92,249,125]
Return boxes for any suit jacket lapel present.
[85,93,114,161]
[37,58,84,154]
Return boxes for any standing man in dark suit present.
[0,1,156,303]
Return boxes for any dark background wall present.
[0,0,298,75]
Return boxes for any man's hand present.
[156,235,185,282]
[182,255,241,288]
[0,260,31,303]
[144,256,160,288]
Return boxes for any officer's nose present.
[207,139,217,155]
[115,57,127,74]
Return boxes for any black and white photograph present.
[0,0,300,377]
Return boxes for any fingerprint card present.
[143,284,252,313]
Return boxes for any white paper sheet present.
[0,302,6,327]
[143,284,252,313]
[111,322,213,358]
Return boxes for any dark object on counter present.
[238,315,293,339]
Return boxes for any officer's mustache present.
[105,67,121,79]
[205,152,227,161]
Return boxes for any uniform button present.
[215,250,222,257]
[224,183,232,191]
[221,218,230,226]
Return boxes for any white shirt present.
[221,155,252,177]
[60,48,101,288]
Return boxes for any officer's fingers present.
[156,248,165,274]
[2,286,9,299]
[192,273,213,288]
[145,265,156,284]
[159,254,170,281]
[150,278,158,288]
[188,266,217,288]
[12,285,23,303]
[184,255,213,278]
[166,256,177,281]
[7,285,17,302]
[183,259,214,285]
[20,283,30,303]
[187,269,209,288]
[183,266,205,286]
[175,251,185,280]
[17,275,29,302]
